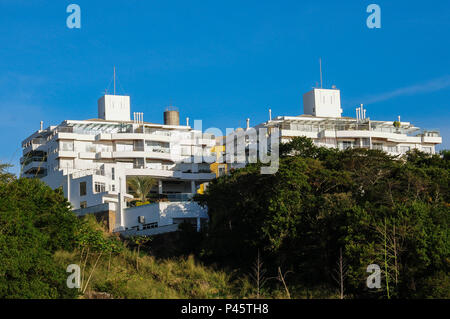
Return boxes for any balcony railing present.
[22,156,47,166]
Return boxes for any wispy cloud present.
[348,75,450,105]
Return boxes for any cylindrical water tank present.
[164,107,180,125]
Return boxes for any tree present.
[196,137,450,298]
[0,176,79,298]
[332,248,348,299]
[0,163,14,184]
[127,176,157,202]
[129,235,152,271]
[75,215,123,294]
[249,250,268,299]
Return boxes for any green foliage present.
[197,137,450,298]
[0,163,14,184]
[54,249,247,299]
[127,176,157,202]
[0,177,79,298]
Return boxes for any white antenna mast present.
[319,58,323,89]
[113,66,116,95]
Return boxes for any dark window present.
[94,182,106,193]
[218,165,226,177]
[79,182,87,196]
[143,222,158,230]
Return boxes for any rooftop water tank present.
[164,106,180,125]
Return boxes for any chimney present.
[40,121,43,131]
[246,118,250,130]
[186,117,190,126]
[269,108,272,121]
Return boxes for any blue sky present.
[1,0,449,174]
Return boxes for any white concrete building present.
[20,94,216,234]
[252,87,442,155]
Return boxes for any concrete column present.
[191,180,196,194]
[158,180,163,194]
[67,173,71,202]
[196,217,201,232]
[118,177,124,229]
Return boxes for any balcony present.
[22,138,46,155]
[22,161,45,172]
[112,150,146,158]
[422,136,442,144]
[57,150,77,158]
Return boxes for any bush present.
[0,178,79,298]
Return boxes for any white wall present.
[303,88,342,118]
[98,95,131,121]
[123,201,208,229]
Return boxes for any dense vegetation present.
[195,137,450,299]
[0,164,243,298]
[0,167,79,298]
[0,137,448,299]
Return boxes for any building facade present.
[20,94,216,233]
[251,87,442,155]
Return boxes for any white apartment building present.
[20,94,216,234]
[251,87,442,155]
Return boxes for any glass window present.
[400,146,411,153]
[341,141,353,149]
[79,182,87,196]
[61,141,74,151]
[373,143,383,150]
[387,146,397,153]
[218,165,226,177]
[116,143,133,151]
[94,182,106,193]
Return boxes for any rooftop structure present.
[248,87,442,158]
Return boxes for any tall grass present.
[54,217,337,299]
[54,249,250,299]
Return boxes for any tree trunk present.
[384,219,390,299]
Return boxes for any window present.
[143,222,158,230]
[341,141,353,149]
[400,146,411,153]
[373,143,383,151]
[79,182,87,196]
[60,141,74,151]
[422,147,432,154]
[218,165,226,177]
[111,167,115,180]
[94,182,106,193]
[387,146,397,153]
[116,143,133,151]
[80,201,87,209]
[110,184,116,192]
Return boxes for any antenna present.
[113,66,116,95]
[319,58,323,89]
